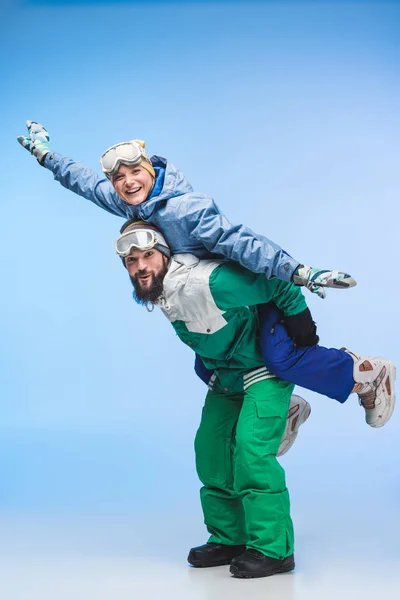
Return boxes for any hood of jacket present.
[138,155,193,220]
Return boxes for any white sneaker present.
[278,395,311,457]
[345,349,396,428]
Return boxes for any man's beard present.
[130,264,168,305]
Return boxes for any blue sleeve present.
[177,194,300,282]
[43,152,130,217]
[257,302,353,403]
[194,354,213,385]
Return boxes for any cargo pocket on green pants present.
[252,398,289,456]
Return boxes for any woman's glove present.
[17,120,51,164]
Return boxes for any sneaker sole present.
[230,556,295,578]
[278,397,311,457]
[342,350,396,428]
[369,361,396,428]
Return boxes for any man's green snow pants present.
[194,378,295,559]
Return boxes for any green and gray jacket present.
[156,254,308,394]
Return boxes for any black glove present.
[284,308,319,347]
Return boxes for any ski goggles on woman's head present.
[115,227,171,259]
[100,141,147,178]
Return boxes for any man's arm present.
[209,262,308,316]
[210,263,318,346]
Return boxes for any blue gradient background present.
[1,1,399,597]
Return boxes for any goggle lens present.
[101,142,143,174]
[115,229,156,256]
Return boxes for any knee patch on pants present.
[195,423,234,488]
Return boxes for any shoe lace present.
[357,384,376,409]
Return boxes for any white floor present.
[2,401,399,600]
[1,512,399,600]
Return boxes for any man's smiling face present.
[125,247,169,304]
[112,163,154,205]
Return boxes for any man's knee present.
[195,427,232,488]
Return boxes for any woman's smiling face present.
[112,163,154,205]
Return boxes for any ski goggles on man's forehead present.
[115,228,167,257]
[100,141,146,177]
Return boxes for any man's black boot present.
[229,549,295,578]
[187,543,247,568]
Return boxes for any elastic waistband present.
[208,366,275,393]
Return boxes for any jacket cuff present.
[42,151,62,171]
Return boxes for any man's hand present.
[284,308,319,347]
[292,265,357,300]
[17,120,51,164]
